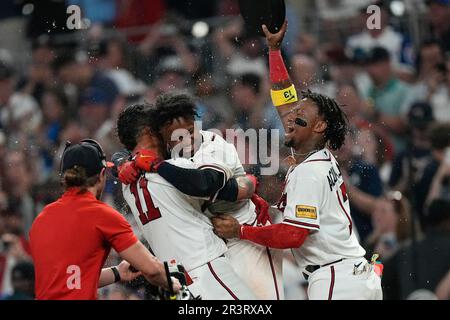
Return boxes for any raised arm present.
[262,21,300,131]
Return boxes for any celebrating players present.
[211,21,383,300]
[115,94,283,300]
[114,104,256,300]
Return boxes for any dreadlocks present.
[153,93,198,132]
[301,90,349,150]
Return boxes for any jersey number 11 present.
[130,178,162,225]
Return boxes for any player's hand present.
[211,214,241,239]
[262,20,287,51]
[118,161,139,185]
[252,194,272,226]
[117,260,142,282]
[170,276,182,293]
[135,149,164,172]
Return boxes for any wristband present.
[111,266,121,283]
[270,84,298,107]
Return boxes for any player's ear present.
[313,119,327,134]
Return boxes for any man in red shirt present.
[29,139,180,300]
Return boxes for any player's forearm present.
[268,49,297,132]
[157,162,226,198]
[98,267,116,288]
[118,242,167,288]
[240,223,309,249]
[216,175,255,201]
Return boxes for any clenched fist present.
[211,214,241,239]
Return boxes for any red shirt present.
[29,188,137,300]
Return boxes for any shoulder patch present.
[295,205,317,219]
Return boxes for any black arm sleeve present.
[216,178,239,202]
[156,161,227,198]
[111,149,132,178]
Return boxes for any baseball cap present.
[408,102,434,129]
[365,47,391,64]
[61,139,114,177]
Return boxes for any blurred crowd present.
[0,0,449,300]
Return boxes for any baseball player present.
[116,94,283,300]
[114,104,256,300]
[211,21,383,300]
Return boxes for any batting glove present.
[134,149,164,172]
[252,193,272,226]
[118,161,139,185]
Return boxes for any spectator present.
[426,0,450,53]
[0,233,32,297]
[1,261,34,300]
[229,73,265,130]
[78,87,112,136]
[139,23,199,83]
[95,37,147,97]
[38,87,69,176]
[427,56,450,122]
[335,128,384,241]
[389,102,435,196]
[415,122,450,227]
[361,46,413,154]
[346,0,413,73]
[413,40,445,95]
[52,51,119,108]
[0,61,42,138]
[213,19,267,81]
[382,199,450,299]
[1,151,36,235]
[365,191,416,260]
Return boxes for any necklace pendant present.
[285,155,297,166]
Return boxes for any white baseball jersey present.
[193,130,257,225]
[277,148,366,270]
[193,131,282,300]
[122,157,227,272]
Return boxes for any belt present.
[302,258,344,281]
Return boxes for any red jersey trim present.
[328,266,335,300]
[336,190,353,235]
[266,247,280,300]
[283,219,320,230]
[207,262,239,300]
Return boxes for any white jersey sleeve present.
[192,131,238,181]
[282,168,322,231]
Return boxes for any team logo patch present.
[295,205,317,219]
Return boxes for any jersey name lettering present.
[327,165,342,191]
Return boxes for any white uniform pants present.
[226,239,284,300]
[307,258,382,300]
[187,256,256,300]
